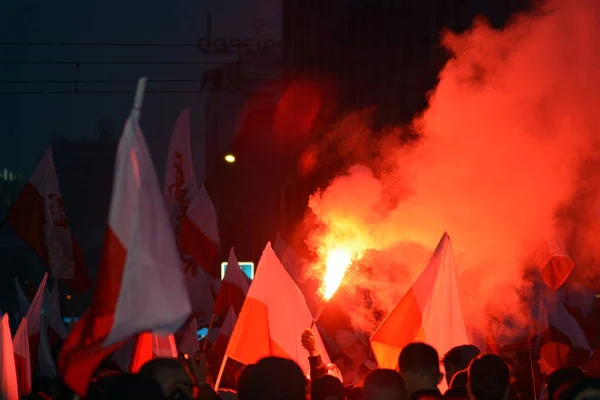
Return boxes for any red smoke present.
[302,0,600,342]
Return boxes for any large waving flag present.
[371,232,470,370]
[5,147,90,293]
[213,249,249,320]
[224,243,330,375]
[13,318,31,396]
[59,78,192,396]
[164,108,219,326]
[0,315,19,400]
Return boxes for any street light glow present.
[224,154,236,163]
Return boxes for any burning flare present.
[321,248,353,300]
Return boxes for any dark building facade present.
[203,0,536,267]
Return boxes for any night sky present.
[0,0,281,181]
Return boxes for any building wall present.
[203,49,287,265]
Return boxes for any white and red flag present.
[371,233,470,371]
[224,243,330,375]
[212,307,237,363]
[58,79,192,396]
[13,318,31,396]
[213,248,249,320]
[0,314,19,400]
[164,108,220,326]
[5,147,90,293]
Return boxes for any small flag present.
[13,318,31,396]
[0,314,19,400]
[213,249,249,320]
[5,147,90,293]
[225,243,330,375]
[371,233,470,371]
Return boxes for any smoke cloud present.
[301,0,600,341]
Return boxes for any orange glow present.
[321,248,353,300]
[301,0,600,338]
[66,294,72,300]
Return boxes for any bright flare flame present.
[224,154,236,163]
[321,248,353,300]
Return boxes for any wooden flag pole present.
[214,354,228,391]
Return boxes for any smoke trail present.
[301,0,600,339]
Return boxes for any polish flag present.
[58,79,192,396]
[24,273,48,374]
[5,147,90,293]
[213,249,249,320]
[13,318,31,396]
[177,318,199,357]
[538,238,574,291]
[212,308,237,363]
[164,108,219,326]
[225,243,330,375]
[370,233,470,371]
[0,314,19,400]
[44,280,68,347]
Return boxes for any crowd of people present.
[19,328,600,400]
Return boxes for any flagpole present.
[310,300,327,328]
[203,315,216,352]
[214,354,228,391]
[133,77,147,113]
[528,333,538,400]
